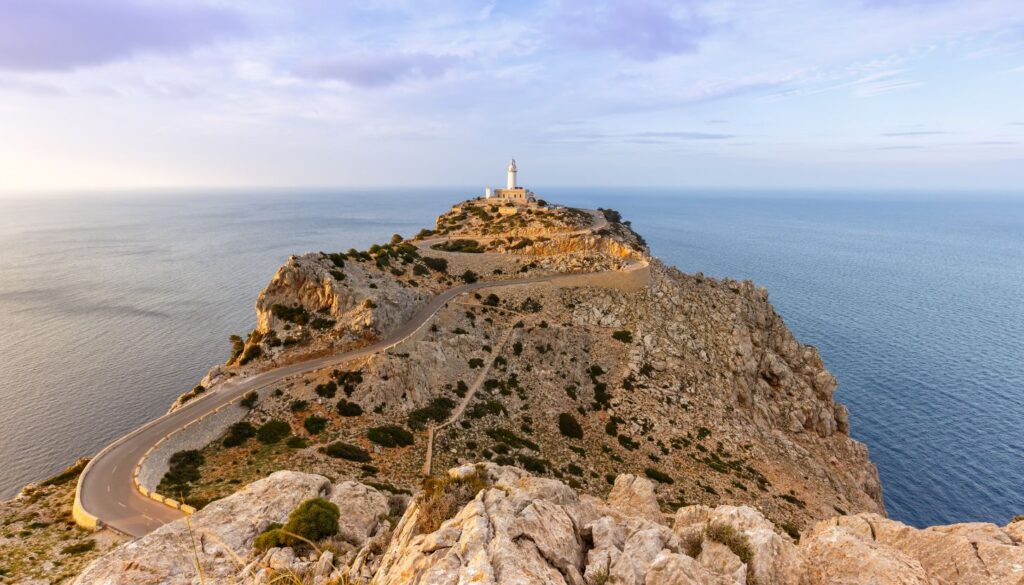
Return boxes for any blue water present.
[0,190,1021,528]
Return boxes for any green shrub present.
[519,297,542,312]
[485,428,539,451]
[310,317,335,330]
[604,418,619,436]
[367,425,414,448]
[516,454,549,473]
[303,415,328,434]
[645,468,674,484]
[413,263,430,276]
[254,498,340,553]
[558,413,584,439]
[270,304,310,325]
[286,436,309,449]
[432,239,484,253]
[257,420,291,444]
[238,344,262,365]
[468,357,485,369]
[159,450,204,496]
[336,399,364,416]
[462,270,478,283]
[618,434,640,450]
[482,293,500,306]
[323,441,371,462]
[422,256,448,273]
[290,399,309,412]
[228,334,245,364]
[408,397,456,430]
[240,391,259,409]
[222,421,256,447]
[315,381,337,398]
[611,330,633,343]
[326,252,346,268]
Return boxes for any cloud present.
[541,129,735,144]
[882,131,948,137]
[296,52,461,88]
[553,0,711,60]
[0,0,245,72]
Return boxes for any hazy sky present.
[1,0,1023,193]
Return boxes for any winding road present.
[74,208,641,537]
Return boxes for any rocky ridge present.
[73,464,1024,585]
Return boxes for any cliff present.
[163,200,881,532]
[73,464,1024,585]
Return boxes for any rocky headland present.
[4,199,1021,584]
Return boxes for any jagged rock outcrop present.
[73,465,1024,584]
[71,471,397,585]
[255,252,426,339]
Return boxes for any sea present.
[0,189,1021,528]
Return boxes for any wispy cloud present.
[552,0,711,61]
[0,0,245,72]
[295,52,461,88]
[882,131,948,137]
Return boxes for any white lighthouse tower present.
[506,158,517,189]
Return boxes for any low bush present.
[407,397,456,430]
[468,357,485,369]
[618,434,640,450]
[257,420,291,444]
[461,270,479,283]
[286,436,309,449]
[290,399,309,412]
[422,256,448,273]
[336,399,364,416]
[485,428,539,451]
[222,421,256,447]
[240,391,259,409]
[254,497,340,553]
[323,441,371,462]
[432,239,484,253]
[238,344,262,365]
[367,425,414,448]
[303,415,328,434]
[611,330,633,343]
[159,450,204,496]
[315,381,337,398]
[270,303,310,325]
[645,467,674,484]
[558,413,584,439]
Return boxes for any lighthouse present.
[492,159,536,205]
[507,158,517,189]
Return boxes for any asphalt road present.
[77,207,623,537]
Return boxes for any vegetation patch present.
[256,420,291,444]
[254,497,340,553]
[705,523,754,575]
[558,413,584,439]
[611,330,633,343]
[222,421,256,447]
[416,466,492,534]
[159,450,204,497]
[432,238,485,253]
[336,399,364,416]
[645,467,674,484]
[485,428,539,451]
[323,441,371,462]
[303,415,328,434]
[408,397,456,430]
[367,424,415,448]
[270,303,310,325]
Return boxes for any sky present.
[1,0,1023,194]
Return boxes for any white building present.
[492,158,536,204]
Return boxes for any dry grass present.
[415,466,491,534]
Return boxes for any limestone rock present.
[607,474,664,524]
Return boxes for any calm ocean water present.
[0,190,1021,528]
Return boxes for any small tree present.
[558,413,584,439]
[462,270,478,284]
[612,330,633,343]
[304,415,328,434]
[257,420,291,444]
